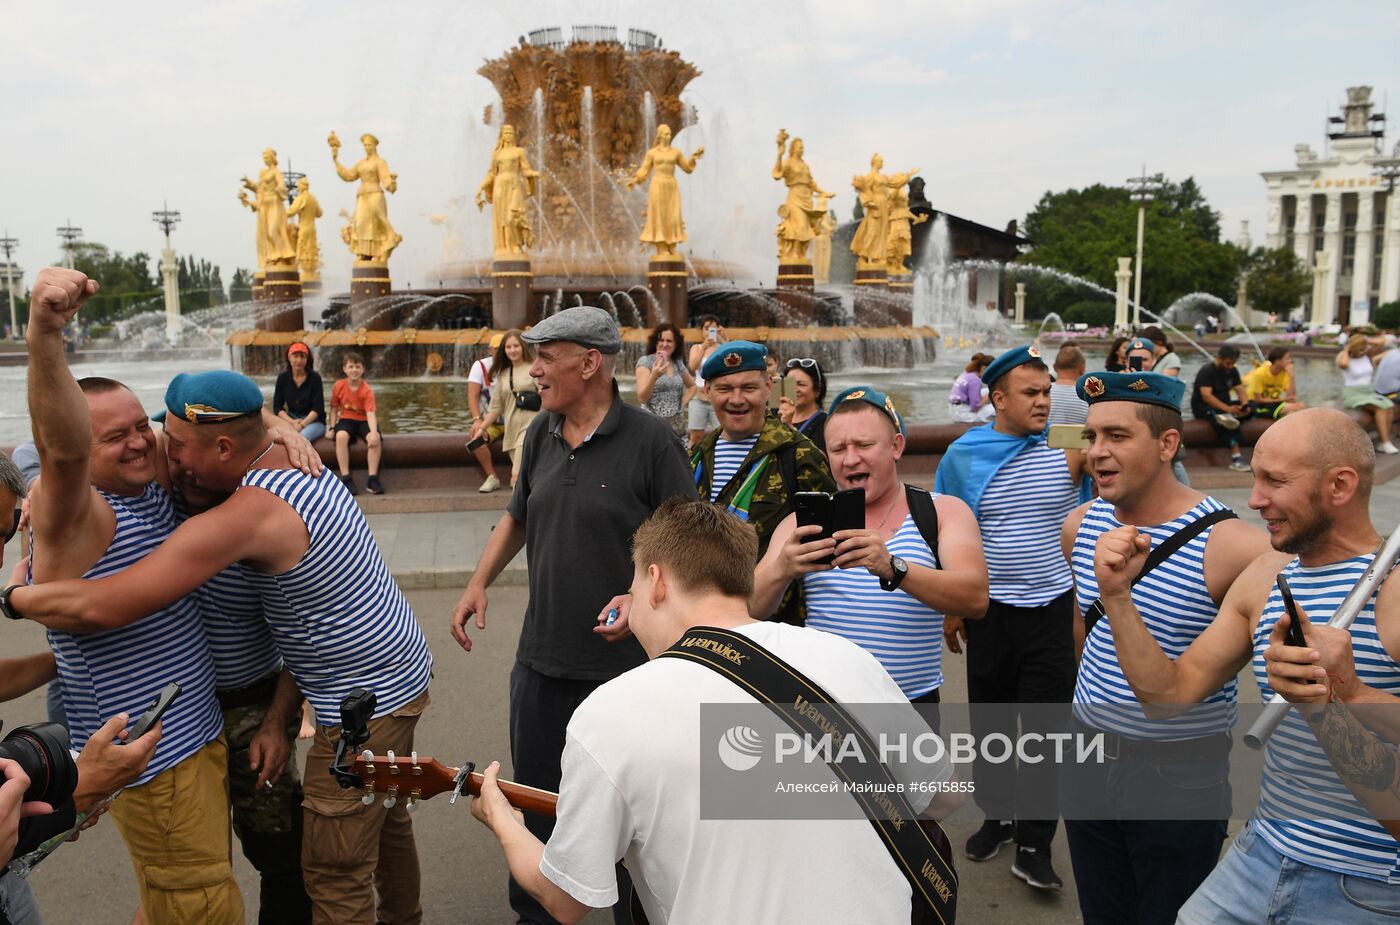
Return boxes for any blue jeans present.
[0,871,43,924]
[300,421,326,443]
[1178,821,1400,923]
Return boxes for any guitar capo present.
[450,761,476,804]
[329,688,378,789]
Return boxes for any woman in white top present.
[686,315,725,447]
[472,330,542,485]
[636,322,694,438]
[1337,332,1398,453]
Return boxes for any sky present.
[3,0,1398,293]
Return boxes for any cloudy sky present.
[3,0,1398,292]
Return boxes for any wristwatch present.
[880,556,908,592]
[0,584,23,620]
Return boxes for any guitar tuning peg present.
[406,795,417,814]
[384,784,399,809]
[361,749,375,774]
[387,750,399,775]
[411,750,419,768]
[361,783,375,806]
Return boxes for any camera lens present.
[0,722,78,807]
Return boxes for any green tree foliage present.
[1017,178,1245,321]
[1374,301,1400,331]
[175,255,227,310]
[1244,247,1310,319]
[1061,300,1116,329]
[229,268,254,303]
[68,243,158,322]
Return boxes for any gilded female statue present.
[626,124,704,257]
[850,153,919,269]
[475,124,539,256]
[286,177,323,280]
[884,181,927,276]
[771,130,831,261]
[238,148,297,268]
[328,131,402,263]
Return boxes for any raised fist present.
[28,268,98,335]
[1093,524,1151,600]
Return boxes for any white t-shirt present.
[540,621,949,925]
[468,357,493,406]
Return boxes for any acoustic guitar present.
[351,751,954,924]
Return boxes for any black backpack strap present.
[777,443,798,506]
[1083,507,1238,634]
[905,485,939,565]
[660,627,958,923]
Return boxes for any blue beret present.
[828,385,905,435]
[983,344,1047,390]
[164,371,265,424]
[1076,371,1184,412]
[1127,338,1154,353]
[701,341,769,381]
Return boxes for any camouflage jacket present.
[691,418,835,559]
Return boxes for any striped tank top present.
[172,494,282,691]
[40,484,222,784]
[804,498,943,698]
[709,436,758,502]
[978,442,1078,606]
[1071,496,1236,738]
[1252,554,1400,882]
[240,468,432,721]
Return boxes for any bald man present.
[1090,409,1400,923]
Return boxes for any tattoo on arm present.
[1310,702,1400,797]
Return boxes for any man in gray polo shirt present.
[451,306,696,924]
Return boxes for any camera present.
[0,721,79,865]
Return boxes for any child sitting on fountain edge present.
[330,351,384,494]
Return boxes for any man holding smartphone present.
[1061,370,1270,924]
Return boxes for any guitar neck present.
[467,771,559,817]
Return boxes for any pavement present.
[2,475,1399,923]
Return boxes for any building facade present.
[1262,86,1400,326]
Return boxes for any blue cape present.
[934,424,1090,517]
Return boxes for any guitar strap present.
[1082,507,1237,634]
[659,626,957,924]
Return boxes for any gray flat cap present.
[519,306,621,354]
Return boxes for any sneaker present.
[340,473,359,496]
[965,819,1015,862]
[366,475,384,494]
[1228,457,1250,473]
[1379,441,1399,455]
[1215,413,1241,431]
[478,474,501,493]
[1011,846,1063,891]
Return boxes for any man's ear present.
[648,563,668,610]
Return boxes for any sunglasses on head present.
[2,507,20,544]
[785,358,818,369]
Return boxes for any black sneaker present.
[366,475,384,495]
[340,473,359,496]
[1011,846,1063,890]
[965,819,1015,861]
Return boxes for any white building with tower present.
[1262,86,1400,326]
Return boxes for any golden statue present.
[885,181,928,276]
[237,148,297,269]
[286,177,324,282]
[329,131,402,263]
[850,153,919,269]
[475,124,539,256]
[626,124,704,257]
[772,130,830,262]
[813,194,838,284]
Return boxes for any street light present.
[0,234,17,339]
[1126,166,1165,328]
[151,201,183,346]
[282,160,306,207]
[56,221,83,269]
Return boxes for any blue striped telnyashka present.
[40,484,222,784]
[240,468,432,722]
[977,442,1078,606]
[709,435,758,502]
[172,494,282,691]
[1071,496,1236,738]
[803,501,944,699]
[1252,554,1400,883]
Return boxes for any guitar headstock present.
[350,751,460,811]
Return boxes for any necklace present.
[245,441,276,473]
[873,489,902,535]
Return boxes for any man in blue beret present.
[691,340,834,569]
[11,353,434,923]
[1058,370,1270,924]
[935,343,1089,891]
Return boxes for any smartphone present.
[768,385,783,410]
[1047,423,1090,450]
[794,492,833,544]
[706,327,718,343]
[1276,575,1307,649]
[781,376,798,404]
[831,487,865,534]
[1128,355,1145,372]
[465,435,487,452]
[128,683,181,741]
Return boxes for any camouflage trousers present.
[222,675,312,924]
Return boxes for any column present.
[160,247,180,346]
[1351,193,1376,323]
[1013,282,1026,325]
[1320,193,1342,324]
[1265,190,1283,250]
[1292,195,1313,270]
[1310,251,1331,327]
[1114,257,1132,331]
[1380,192,1400,306]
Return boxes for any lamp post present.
[282,160,306,207]
[152,201,183,345]
[1126,166,1165,328]
[0,234,17,339]
[56,221,83,269]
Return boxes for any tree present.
[229,268,254,303]
[1017,178,1245,321]
[67,243,159,321]
[1244,247,1310,319]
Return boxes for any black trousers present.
[507,661,633,925]
[963,590,1076,851]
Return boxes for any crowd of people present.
[1,267,1399,925]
